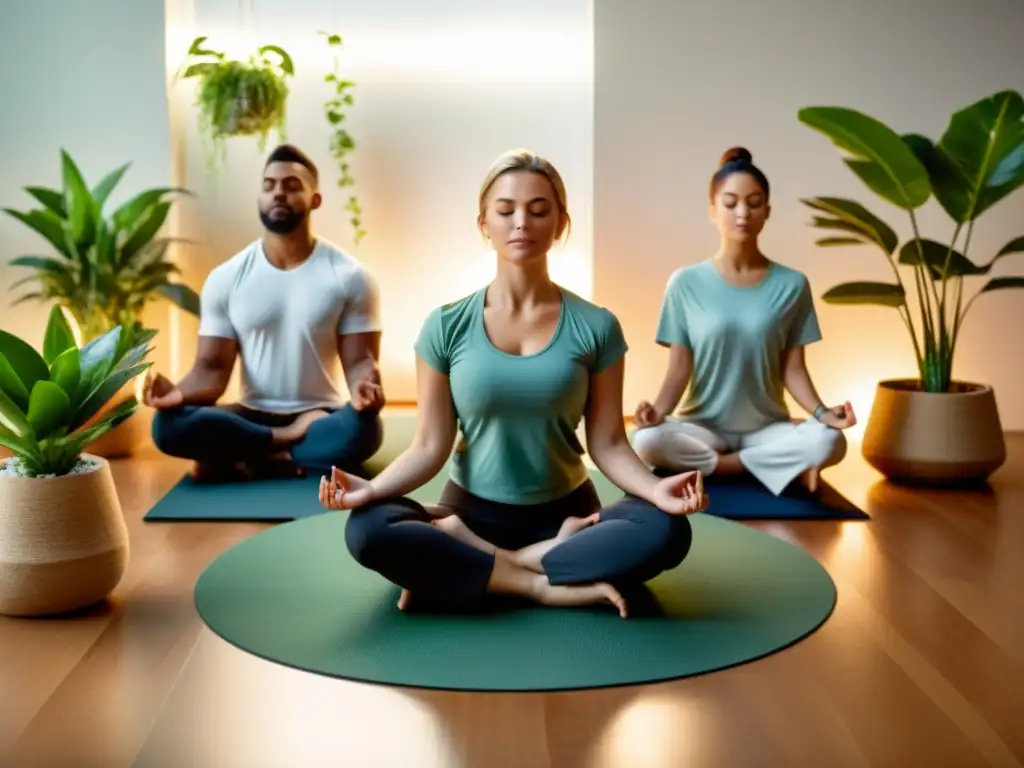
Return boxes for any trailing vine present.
[319,31,365,245]
[177,36,294,172]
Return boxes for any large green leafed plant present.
[178,36,294,169]
[3,150,200,342]
[799,90,1024,392]
[0,307,153,477]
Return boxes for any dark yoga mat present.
[194,510,837,691]
[145,465,866,522]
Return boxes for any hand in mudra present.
[652,470,708,516]
[819,401,857,430]
[634,400,665,428]
[143,372,183,409]
[318,466,376,510]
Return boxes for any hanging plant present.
[319,31,365,245]
[177,36,294,169]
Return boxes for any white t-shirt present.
[198,237,382,413]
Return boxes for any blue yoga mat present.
[144,465,866,522]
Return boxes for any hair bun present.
[719,146,752,167]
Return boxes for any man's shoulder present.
[203,240,261,291]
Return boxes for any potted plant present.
[0,307,152,616]
[319,30,366,246]
[798,89,1024,485]
[3,150,200,458]
[178,35,295,170]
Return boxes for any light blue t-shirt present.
[415,286,628,505]
[655,259,822,433]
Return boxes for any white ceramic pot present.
[0,454,130,617]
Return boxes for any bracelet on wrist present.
[812,404,829,421]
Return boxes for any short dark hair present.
[709,146,769,202]
[265,143,319,182]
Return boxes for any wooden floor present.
[1,435,1022,768]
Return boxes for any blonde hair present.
[477,149,572,243]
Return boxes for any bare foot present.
[800,467,820,493]
[432,515,498,555]
[272,409,331,445]
[189,461,250,483]
[532,575,628,618]
[557,512,600,539]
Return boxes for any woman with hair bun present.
[631,147,855,496]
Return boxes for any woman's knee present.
[806,422,848,468]
[343,498,422,566]
[612,498,694,569]
[631,423,672,466]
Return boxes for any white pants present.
[631,417,847,497]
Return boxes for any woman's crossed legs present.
[342,480,693,618]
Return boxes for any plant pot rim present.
[0,453,108,480]
[876,378,993,395]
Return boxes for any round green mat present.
[194,511,836,692]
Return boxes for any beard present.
[259,204,307,234]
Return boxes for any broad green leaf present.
[2,208,73,258]
[816,237,868,247]
[24,186,67,216]
[0,352,29,410]
[902,133,972,223]
[798,106,931,209]
[989,236,1024,269]
[802,197,899,253]
[9,254,74,277]
[61,149,95,246]
[111,187,190,235]
[49,347,81,404]
[0,330,50,394]
[71,361,150,430]
[938,90,1024,221]
[59,399,138,460]
[898,238,987,279]
[979,276,1024,293]
[42,305,77,365]
[258,45,295,75]
[77,326,123,394]
[90,162,130,211]
[822,281,906,307]
[0,423,37,458]
[0,385,32,437]
[120,201,171,263]
[155,282,201,315]
[26,380,71,440]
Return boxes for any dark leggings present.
[345,478,693,610]
[151,402,383,475]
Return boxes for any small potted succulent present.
[0,307,153,616]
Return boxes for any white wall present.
[594,0,1024,433]
[0,0,175,375]
[167,0,594,401]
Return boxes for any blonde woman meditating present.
[318,149,708,618]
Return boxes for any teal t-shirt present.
[655,259,822,433]
[414,286,628,505]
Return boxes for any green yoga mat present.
[194,510,837,692]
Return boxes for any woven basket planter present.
[0,454,130,617]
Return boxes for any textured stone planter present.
[861,379,1006,486]
[0,454,130,616]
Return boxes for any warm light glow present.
[846,376,881,444]
[590,693,705,766]
[169,304,181,381]
[166,25,592,86]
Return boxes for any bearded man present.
[146,144,386,482]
